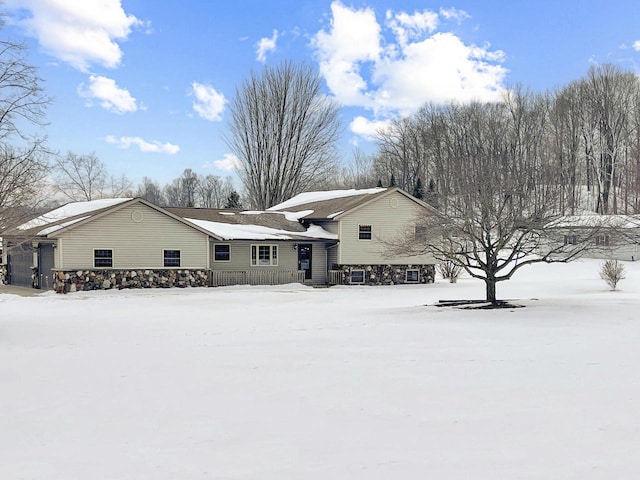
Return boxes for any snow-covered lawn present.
[1,259,639,479]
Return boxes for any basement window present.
[406,269,420,283]
[350,270,365,284]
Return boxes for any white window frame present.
[94,248,113,268]
[358,225,372,240]
[250,244,278,266]
[163,249,181,268]
[214,244,231,262]
[406,269,420,283]
[350,269,365,284]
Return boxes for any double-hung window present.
[251,245,278,266]
[359,225,372,240]
[214,244,231,262]
[163,249,181,267]
[94,249,113,268]
[564,235,577,245]
[595,235,610,247]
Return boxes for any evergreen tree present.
[224,190,242,209]
[376,179,383,188]
[389,174,396,187]
[425,178,438,208]
[412,178,424,199]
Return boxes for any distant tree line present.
[373,64,640,215]
[51,152,243,209]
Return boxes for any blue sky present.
[4,0,640,187]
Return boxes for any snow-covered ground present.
[1,259,639,479]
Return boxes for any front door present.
[297,244,312,280]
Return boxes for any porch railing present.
[328,270,343,285]
[211,270,306,287]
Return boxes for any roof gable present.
[11,198,219,240]
[268,187,435,220]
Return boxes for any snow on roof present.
[185,218,338,241]
[37,216,90,236]
[17,198,132,230]
[548,214,640,229]
[239,209,314,222]
[268,188,386,211]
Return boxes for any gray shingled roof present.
[269,189,392,220]
[165,207,307,232]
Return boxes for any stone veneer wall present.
[335,264,435,285]
[54,269,209,293]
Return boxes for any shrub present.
[599,259,626,291]
[438,259,463,283]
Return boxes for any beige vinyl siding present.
[210,241,329,284]
[338,190,436,265]
[310,243,327,284]
[210,241,298,271]
[57,203,208,270]
[327,242,338,269]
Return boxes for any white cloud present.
[78,75,138,114]
[634,41,640,52]
[439,7,471,23]
[312,1,507,117]
[386,9,439,46]
[256,30,278,63]
[191,82,227,122]
[105,135,180,154]
[5,0,145,72]
[349,116,391,141]
[312,1,382,107]
[210,153,242,172]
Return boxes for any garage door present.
[7,243,34,288]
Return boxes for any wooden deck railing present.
[211,270,306,287]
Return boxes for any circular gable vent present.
[131,210,144,223]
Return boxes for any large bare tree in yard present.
[226,61,341,209]
[0,24,51,232]
[387,90,610,305]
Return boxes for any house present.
[1,198,213,291]
[545,214,640,261]
[163,206,338,286]
[1,187,437,291]
[268,187,437,285]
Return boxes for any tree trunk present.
[485,278,497,305]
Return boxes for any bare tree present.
[578,65,639,214]
[226,61,341,209]
[387,90,611,304]
[0,143,50,230]
[108,173,134,198]
[0,25,51,231]
[136,176,165,205]
[53,152,108,201]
